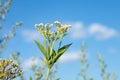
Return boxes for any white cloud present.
[22,52,80,71]
[22,51,82,70]
[70,22,87,39]
[70,22,118,40]
[88,23,117,40]
[22,57,39,71]
[59,51,80,63]
[22,29,41,42]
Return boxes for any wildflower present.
[35,23,44,29]
[46,23,53,29]
[54,21,62,28]
[0,58,22,79]
[35,21,72,80]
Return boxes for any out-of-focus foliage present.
[0,0,12,22]
[77,42,93,80]
[0,0,23,80]
[110,72,117,80]
[0,58,22,80]
[0,22,22,54]
[12,52,25,80]
[80,43,89,80]
[98,53,109,80]
[30,57,45,80]
[0,0,22,54]
[12,52,46,80]
[98,53,117,80]
[77,43,117,80]
[49,63,59,80]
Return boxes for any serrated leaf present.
[51,43,72,66]
[35,40,48,59]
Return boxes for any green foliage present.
[29,77,33,80]
[35,41,48,60]
[51,43,72,67]
[35,21,72,80]
[55,78,60,80]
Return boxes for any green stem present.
[43,35,47,49]
[50,34,58,55]
[58,37,63,52]
[46,68,50,80]
[43,35,49,58]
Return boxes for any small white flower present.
[46,23,53,29]
[34,24,39,27]
[54,21,60,24]
[38,23,44,27]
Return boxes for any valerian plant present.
[35,21,72,80]
[0,58,22,80]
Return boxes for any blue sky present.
[2,0,120,80]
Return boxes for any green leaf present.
[49,49,56,61]
[35,40,48,59]
[48,49,56,67]
[29,77,33,80]
[52,43,72,66]
[57,43,72,53]
[55,78,60,80]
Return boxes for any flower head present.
[0,58,22,79]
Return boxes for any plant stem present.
[46,68,50,80]
[50,34,58,55]
[58,37,63,52]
